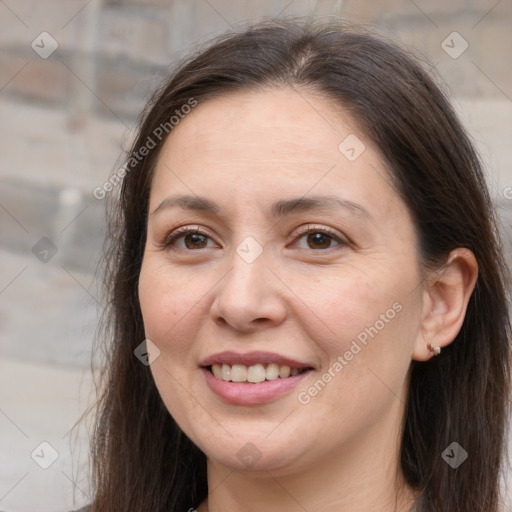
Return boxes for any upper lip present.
[199,351,314,370]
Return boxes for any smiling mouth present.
[207,363,312,383]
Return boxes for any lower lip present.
[201,367,312,405]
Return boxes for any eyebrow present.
[151,194,374,222]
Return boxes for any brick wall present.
[0,0,510,368]
[1,0,511,119]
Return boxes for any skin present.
[138,88,478,512]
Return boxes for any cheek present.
[286,267,407,356]
[138,258,199,348]
[289,264,418,411]
[138,258,204,430]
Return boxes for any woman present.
[83,18,511,512]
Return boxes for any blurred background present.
[0,0,511,511]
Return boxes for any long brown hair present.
[89,19,511,511]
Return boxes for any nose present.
[209,244,287,332]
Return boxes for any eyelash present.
[158,224,347,252]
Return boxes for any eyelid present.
[290,224,347,246]
[157,225,218,250]
[158,223,348,251]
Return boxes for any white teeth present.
[210,363,307,383]
[212,364,222,379]
[247,364,266,383]
[221,364,231,381]
[279,365,290,378]
[266,363,280,380]
[230,364,247,382]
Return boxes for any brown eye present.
[293,227,345,251]
[161,227,216,251]
[306,232,335,250]
[183,233,208,250]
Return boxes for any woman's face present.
[138,88,425,475]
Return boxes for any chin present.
[195,432,313,475]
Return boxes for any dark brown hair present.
[89,18,511,512]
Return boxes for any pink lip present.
[201,367,313,405]
[199,350,313,369]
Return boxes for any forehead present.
[157,88,361,164]
[150,87,400,223]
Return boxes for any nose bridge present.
[225,235,269,300]
[211,235,286,328]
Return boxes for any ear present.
[413,248,478,361]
